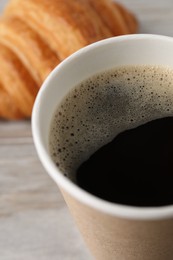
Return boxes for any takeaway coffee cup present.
[32,34,173,260]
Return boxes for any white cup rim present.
[32,34,173,220]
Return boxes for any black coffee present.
[76,117,173,207]
[49,65,173,207]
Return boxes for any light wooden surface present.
[1,0,173,259]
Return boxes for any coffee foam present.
[49,65,173,181]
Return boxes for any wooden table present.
[1,0,173,259]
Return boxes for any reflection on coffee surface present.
[49,65,173,206]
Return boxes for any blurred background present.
[1,0,173,259]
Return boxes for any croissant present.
[0,0,138,120]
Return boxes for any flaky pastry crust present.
[0,0,138,119]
